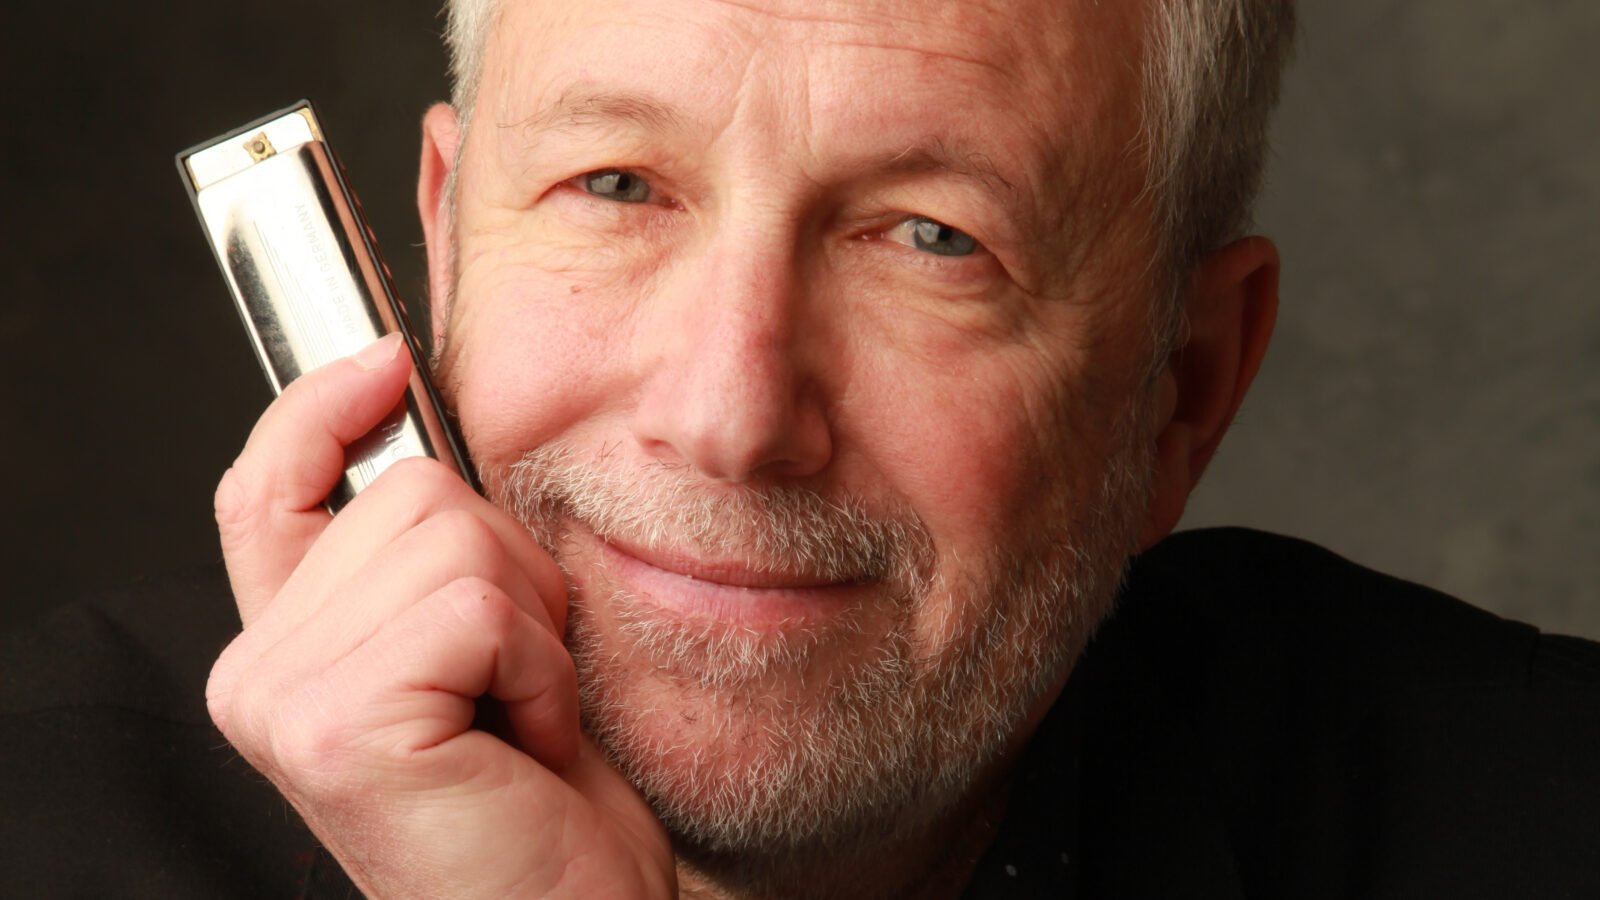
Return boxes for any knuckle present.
[276,368,317,403]
[225,670,279,749]
[382,455,455,497]
[551,639,579,698]
[264,684,362,793]
[363,456,462,519]
[205,646,242,736]
[215,664,380,805]
[209,663,309,785]
[213,464,262,546]
[304,373,368,439]
[439,576,519,636]
[434,507,503,557]
[270,715,336,776]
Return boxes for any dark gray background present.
[1185,2,1600,639]
[2,3,1595,637]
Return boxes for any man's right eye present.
[581,169,652,203]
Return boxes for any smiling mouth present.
[565,521,876,629]
[600,534,859,591]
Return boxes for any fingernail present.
[353,333,403,371]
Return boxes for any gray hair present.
[1141,0,1296,359]
[440,0,1295,352]
[441,0,500,135]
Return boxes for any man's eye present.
[581,169,652,203]
[885,216,979,257]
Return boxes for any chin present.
[568,587,961,856]
[480,435,1153,861]
[564,552,1101,863]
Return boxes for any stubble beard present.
[475,404,1153,890]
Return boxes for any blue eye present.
[886,216,979,257]
[582,169,652,203]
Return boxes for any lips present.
[574,525,870,628]
[602,534,850,590]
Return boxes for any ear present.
[1137,235,1280,550]
[418,102,462,344]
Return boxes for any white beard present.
[480,409,1152,875]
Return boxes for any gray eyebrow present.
[501,86,695,145]
[878,140,1020,209]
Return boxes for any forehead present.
[487,0,1144,75]
[478,0,1149,192]
[467,1,1158,272]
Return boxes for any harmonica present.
[177,101,475,510]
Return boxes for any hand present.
[205,334,675,898]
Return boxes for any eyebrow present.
[876,140,1021,213]
[501,87,695,147]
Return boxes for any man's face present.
[430,0,1161,863]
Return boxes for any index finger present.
[216,333,413,616]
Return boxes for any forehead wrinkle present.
[702,0,908,30]
[703,0,1018,72]
[826,36,1009,79]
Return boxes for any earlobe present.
[418,103,462,342]
[1138,369,1188,550]
[1137,236,1280,551]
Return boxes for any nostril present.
[630,368,833,484]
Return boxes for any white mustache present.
[486,443,937,594]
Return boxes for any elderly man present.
[4,0,1597,897]
[204,0,1288,893]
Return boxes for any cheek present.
[841,291,1090,537]
[894,383,1058,549]
[867,374,1059,653]
[838,308,1130,652]
[446,241,648,468]
[850,329,1087,559]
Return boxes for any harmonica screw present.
[245,133,277,161]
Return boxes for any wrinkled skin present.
[207,0,1279,897]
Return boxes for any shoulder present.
[1089,527,1600,898]
[1,565,238,722]
[1118,526,1600,691]
[0,567,338,897]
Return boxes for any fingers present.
[214,500,558,706]
[393,578,580,770]
[305,460,569,633]
[212,576,580,787]
[211,416,576,759]
[218,459,569,681]
[218,333,413,620]
[216,332,567,635]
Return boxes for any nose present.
[629,239,833,483]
